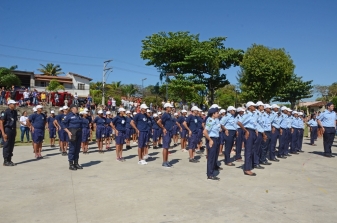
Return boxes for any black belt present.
[246,128,255,131]
[5,127,15,130]
[265,131,271,132]
[210,137,219,139]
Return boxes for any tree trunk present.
[209,88,215,105]
[290,101,295,110]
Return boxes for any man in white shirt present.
[23,89,30,102]
[111,97,116,113]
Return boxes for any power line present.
[0,53,159,77]
[0,43,154,70]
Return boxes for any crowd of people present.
[1,98,336,181]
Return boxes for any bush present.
[143,96,161,107]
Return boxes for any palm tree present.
[122,84,137,98]
[38,63,64,76]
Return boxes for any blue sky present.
[1,0,336,100]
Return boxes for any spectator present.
[23,89,30,103]
[107,97,112,110]
[10,85,16,100]
[111,97,116,113]
[54,92,59,106]
[64,97,69,106]
[19,111,30,143]
[32,89,38,105]
[18,97,25,107]
[87,94,92,104]
[41,91,46,105]
[73,92,78,106]
[0,87,5,105]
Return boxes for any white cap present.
[174,113,178,116]
[82,111,88,115]
[33,107,37,112]
[153,113,158,117]
[264,104,272,109]
[246,101,256,108]
[106,111,111,115]
[133,112,137,115]
[36,105,43,109]
[236,107,244,112]
[164,103,173,108]
[210,104,221,109]
[63,106,69,110]
[158,112,162,115]
[59,107,64,111]
[191,106,199,111]
[298,112,303,116]
[292,111,298,115]
[118,108,126,112]
[97,110,103,114]
[271,104,280,109]
[51,110,55,114]
[84,108,89,112]
[219,109,226,114]
[201,112,205,115]
[256,101,264,106]
[181,109,187,113]
[140,104,148,109]
[126,111,131,114]
[287,108,292,112]
[227,106,236,111]
[146,109,151,113]
[8,100,16,104]
[280,106,287,111]
[79,111,84,115]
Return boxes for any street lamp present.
[102,60,113,105]
[142,78,147,97]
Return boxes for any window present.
[40,81,47,87]
[78,83,85,90]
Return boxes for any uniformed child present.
[183,106,201,163]
[112,108,127,161]
[218,109,227,157]
[144,109,153,158]
[46,110,56,147]
[157,111,163,147]
[80,111,90,154]
[105,111,113,150]
[220,106,237,167]
[53,107,64,153]
[195,109,204,154]
[125,111,133,149]
[259,105,272,165]
[253,101,267,169]
[132,112,138,144]
[290,111,300,154]
[177,110,188,152]
[269,104,281,162]
[27,105,46,159]
[235,107,245,162]
[307,114,318,146]
[0,100,18,166]
[151,113,160,149]
[172,113,180,147]
[297,112,305,153]
[203,107,221,180]
[93,110,106,153]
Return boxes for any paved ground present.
[1,137,337,223]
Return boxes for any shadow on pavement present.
[45,152,60,157]
[123,154,138,160]
[149,152,159,156]
[170,159,181,165]
[16,158,43,165]
[81,160,101,167]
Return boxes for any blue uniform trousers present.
[291,129,299,153]
[297,129,304,151]
[310,127,318,145]
[235,129,243,160]
[269,128,279,160]
[223,130,236,164]
[244,129,256,171]
[253,132,263,166]
[260,131,271,163]
[278,128,288,156]
[284,129,291,155]
[68,129,82,161]
[207,137,219,177]
[3,128,16,160]
[323,127,335,155]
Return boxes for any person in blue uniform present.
[151,113,161,149]
[93,110,106,153]
[297,112,305,152]
[157,103,176,168]
[196,109,205,154]
[80,111,90,154]
[0,100,18,166]
[27,105,46,159]
[218,109,226,157]
[63,105,83,170]
[317,102,336,158]
[53,107,64,153]
[237,101,258,176]
[105,111,113,150]
[307,114,318,146]
[112,108,127,162]
[235,107,245,162]
[46,110,56,147]
[277,106,289,159]
[54,106,69,155]
[259,104,272,165]
[125,111,133,149]
[220,106,237,166]
[253,101,267,169]
[269,104,281,162]
[290,111,300,154]
[183,106,202,163]
[131,104,150,165]
[145,109,153,158]
[286,108,293,155]
[178,110,188,152]
[172,113,180,147]
[203,107,221,180]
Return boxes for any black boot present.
[7,158,16,166]
[3,159,8,166]
[69,161,77,170]
[74,160,83,169]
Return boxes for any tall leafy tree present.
[38,63,64,76]
[122,84,138,98]
[238,44,295,101]
[46,79,65,91]
[328,82,337,98]
[0,65,21,88]
[215,84,241,108]
[273,74,313,109]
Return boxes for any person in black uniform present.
[0,100,18,166]
[63,105,83,170]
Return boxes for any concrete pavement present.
[1,137,337,223]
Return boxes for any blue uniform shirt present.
[64,112,82,129]
[152,117,160,130]
[307,119,318,127]
[271,111,281,129]
[185,114,199,134]
[240,111,257,130]
[47,116,56,129]
[1,108,18,128]
[161,113,174,131]
[82,118,90,129]
[86,116,92,124]
[125,116,132,129]
[255,110,265,133]
[177,116,187,130]
[105,117,112,126]
[291,117,301,128]
[56,114,66,129]
[287,116,293,128]
[262,113,272,131]
[236,114,244,129]
[93,116,106,126]
[112,115,126,131]
[279,113,289,129]
[196,116,203,130]
[29,113,46,129]
[299,118,304,129]
[318,110,337,127]
[220,113,237,130]
[133,113,150,132]
[205,117,220,137]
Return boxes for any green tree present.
[46,79,65,91]
[313,85,329,101]
[38,63,64,76]
[328,82,337,98]
[0,65,21,88]
[215,84,240,108]
[238,44,295,101]
[273,74,313,109]
[90,82,103,104]
[122,84,138,98]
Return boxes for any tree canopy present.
[38,63,64,76]
[238,44,295,102]
[273,74,313,109]
[46,79,65,91]
[0,65,21,88]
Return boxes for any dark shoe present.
[285,154,292,156]
[244,171,256,176]
[158,144,163,147]
[173,144,177,147]
[74,160,83,169]
[225,163,235,167]
[207,176,220,180]
[290,152,299,155]
[189,158,198,163]
[298,150,304,153]
[260,162,272,165]
[254,165,265,169]
[277,155,287,159]
[196,150,203,155]
[162,162,171,168]
[69,161,77,171]
[215,166,223,170]
[269,158,280,162]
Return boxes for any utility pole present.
[142,78,147,97]
[102,60,113,105]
